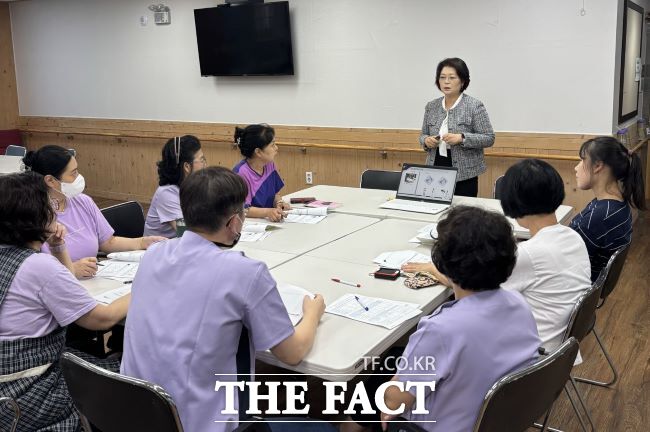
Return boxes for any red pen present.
[331,278,361,288]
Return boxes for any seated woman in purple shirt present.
[23,145,166,279]
[233,124,291,222]
[144,135,207,238]
[346,207,540,432]
[0,172,129,431]
[121,167,332,432]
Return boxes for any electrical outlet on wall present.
[305,171,313,184]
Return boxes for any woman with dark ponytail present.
[144,135,206,237]
[233,124,290,222]
[570,136,646,281]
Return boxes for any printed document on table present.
[326,294,422,329]
[96,260,139,281]
[94,284,132,305]
[240,231,271,242]
[107,250,146,262]
[373,250,431,270]
[284,214,326,224]
[409,223,438,244]
[277,283,316,326]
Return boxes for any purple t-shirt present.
[396,289,540,432]
[120,231,294,432]
[144,185,181,238]
[233,160,284,208]
[0,251,97,340]
[41,194,114,261]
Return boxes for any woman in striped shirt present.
[570,136,646,282]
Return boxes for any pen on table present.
[331,278,361,288]
[123,280,133,284]
[354,295,369,311]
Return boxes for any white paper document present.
[96,260,139,281]
[373,250,431,270]
[409,223,438,244]
[106,250,146,262]
[326,294,422,329]
[277,283,316,326]
[240,231,272,242]
[94,284,132,305]
[285,207,328,224]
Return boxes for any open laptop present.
[379,163,458,215]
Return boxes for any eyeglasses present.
[194,156,207,165]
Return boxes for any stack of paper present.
[409,223,438,244]
[373,250,431,270]
[285,207,327,224]
[96,260,139,282]
[326,294,422,329]
[240,222,278,242]
[305,200,341,209]
[94,284,132,305]
[277,283,316,326]
[107,250,146,262]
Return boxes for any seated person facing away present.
[499,159,591,352]
[144,135,207,238]
[23,145,166,279]
[233,124,291,222]
[0,172,129,432]
[570,136,646,282]
[346,206,540,432]
[121,167,331,432]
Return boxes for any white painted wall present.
[11,0,619,133]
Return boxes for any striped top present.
[233,160,284,208]
[570,199,632,282]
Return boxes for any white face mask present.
[57,174,85,199]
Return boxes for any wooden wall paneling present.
[0,3,19,129]
[20,117,611,211]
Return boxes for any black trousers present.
[433,152,479,197]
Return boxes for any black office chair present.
[573,245,629,388]
[492,175,505,200]
[61,352,184,432]
[4,145,26,157]
[385,339,579,432]
[360,169,401,191]
[0,397,20,432]
[61,352,276,432]
[101,201,146,238]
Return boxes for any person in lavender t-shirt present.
[0,172,129,431]
[346,207,540,432]
[144,135,207,238]
[233,124,291,222]
[121,167,330,432]
[24,145,166,279]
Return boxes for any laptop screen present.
[396,164,458,203]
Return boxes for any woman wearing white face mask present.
[23,145,166,279]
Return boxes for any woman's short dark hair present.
[500,158,565,219]
[234,124,275,159]
[23,145,73,179]
[579,136,646,210]
[432,206,516,291]
[0,172,55,247]
[435,57,470,92]
[180,166,248,233]
[157,135,202,186]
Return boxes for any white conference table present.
[260,255,450,381]
[307,218,433,266]
[0,155,23,175]
[234,213,379,256]
[283,185,574,239]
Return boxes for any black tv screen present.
[194,2,294,76]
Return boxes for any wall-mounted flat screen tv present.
[194,1,294,76]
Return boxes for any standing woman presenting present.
[419,58,495,197]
